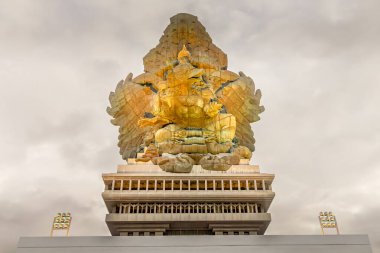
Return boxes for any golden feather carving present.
[107,73,155,159]
[216,72,264,151]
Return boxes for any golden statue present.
[107,13,264,172]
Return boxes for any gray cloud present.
[1,0,379,252]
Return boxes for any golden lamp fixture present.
[107,13,264,173]
[50,212,72,237]
[319,211,340,235]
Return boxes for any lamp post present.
[318,211,339,235]
[50,212,72,237]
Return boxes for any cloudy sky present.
[1,0,379,252]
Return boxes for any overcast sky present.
[1,0,379,252]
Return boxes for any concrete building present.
[17,235,372,253]
[16,159,372,253]
[102,160,275,236]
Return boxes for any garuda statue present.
[107,13,264,173]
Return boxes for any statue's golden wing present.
[216,72,264,151]
[107,73,155,160]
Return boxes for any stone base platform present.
[17,235,372,253]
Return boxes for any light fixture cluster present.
[50,212,72,236]
[319,211,340,234]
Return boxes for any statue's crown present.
[178,45,191,60]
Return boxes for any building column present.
[120,180,123,191]
[254,180,257,191]
[111,179,115,191]
[262,180,266,190]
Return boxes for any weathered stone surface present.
[157,154,194,173]
[206,141,233,154]
[136,143,159,162]
[233,145,252,160]
[187,153,204,164]
[199,154,240,171]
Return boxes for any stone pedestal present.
[102,162,275,236]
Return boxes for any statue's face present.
[155,60,222,128]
